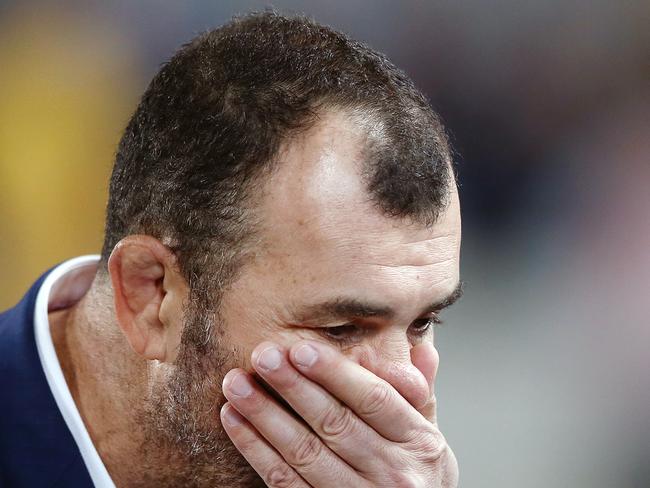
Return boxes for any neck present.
[50,281,263,487]
[50,283,147,487]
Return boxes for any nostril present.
[393,361,431,409]
[374,356,430,410]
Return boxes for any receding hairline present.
[98,12,455,299]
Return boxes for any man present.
[0,12,461,488]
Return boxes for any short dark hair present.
[100,11,453,328]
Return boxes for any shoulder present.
[0,268,94,487]
[0,272,49,375]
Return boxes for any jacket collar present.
[0,268,94,487]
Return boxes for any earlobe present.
[108,235,184,362]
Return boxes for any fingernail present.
[222,405,243,427]
[228,373,253,397]
[293,344,317,368]
[257,347,282,371]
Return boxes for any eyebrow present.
[292,281,464,324]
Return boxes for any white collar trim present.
[34,255,116,488]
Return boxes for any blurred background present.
[1,0,648,486]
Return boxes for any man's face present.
[222,110,461,386]
[149,111,461,484]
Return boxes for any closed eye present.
[323,324,362,340]
[321,314,443,344]
[409,316,439,334]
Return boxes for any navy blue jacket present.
[0,271,94,487]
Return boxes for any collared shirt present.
[33,255,115,488]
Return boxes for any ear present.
[107,235,188,362]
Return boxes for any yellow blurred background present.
[0,6,139,308]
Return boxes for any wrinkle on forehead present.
[252,109,460,288]
[369,256,458,269]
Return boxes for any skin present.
[50,110,461,487]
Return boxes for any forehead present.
[250,111,460,307]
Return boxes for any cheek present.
[341,343,373,365]
[224,322,325,371]
[268,328,344,364]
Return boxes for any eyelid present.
[320,324,366,346]
[408,316,439,335]
[323,323,366,338]
[321,314,443,345]
[423,311,443,324]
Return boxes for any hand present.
[220,340,459,487]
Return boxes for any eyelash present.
[322,314,442,344]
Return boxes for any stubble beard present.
[134,304,266,487]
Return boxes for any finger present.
[251,342,388,472]
[289,340,431,443]
[418,392,438,425]
[220,403,310,488]
[222,368,363,487]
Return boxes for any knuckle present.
[235,433,259,454]
[319,403,354,438]
[358,381,392,416]
[281,368,303,390]
[245,393,270,416]
[286,432,323,469]
[387,470,422,488]
[407,425,448,462]
[426,393,438,413]
[265,463,302,488]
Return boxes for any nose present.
[346,334,437,410]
